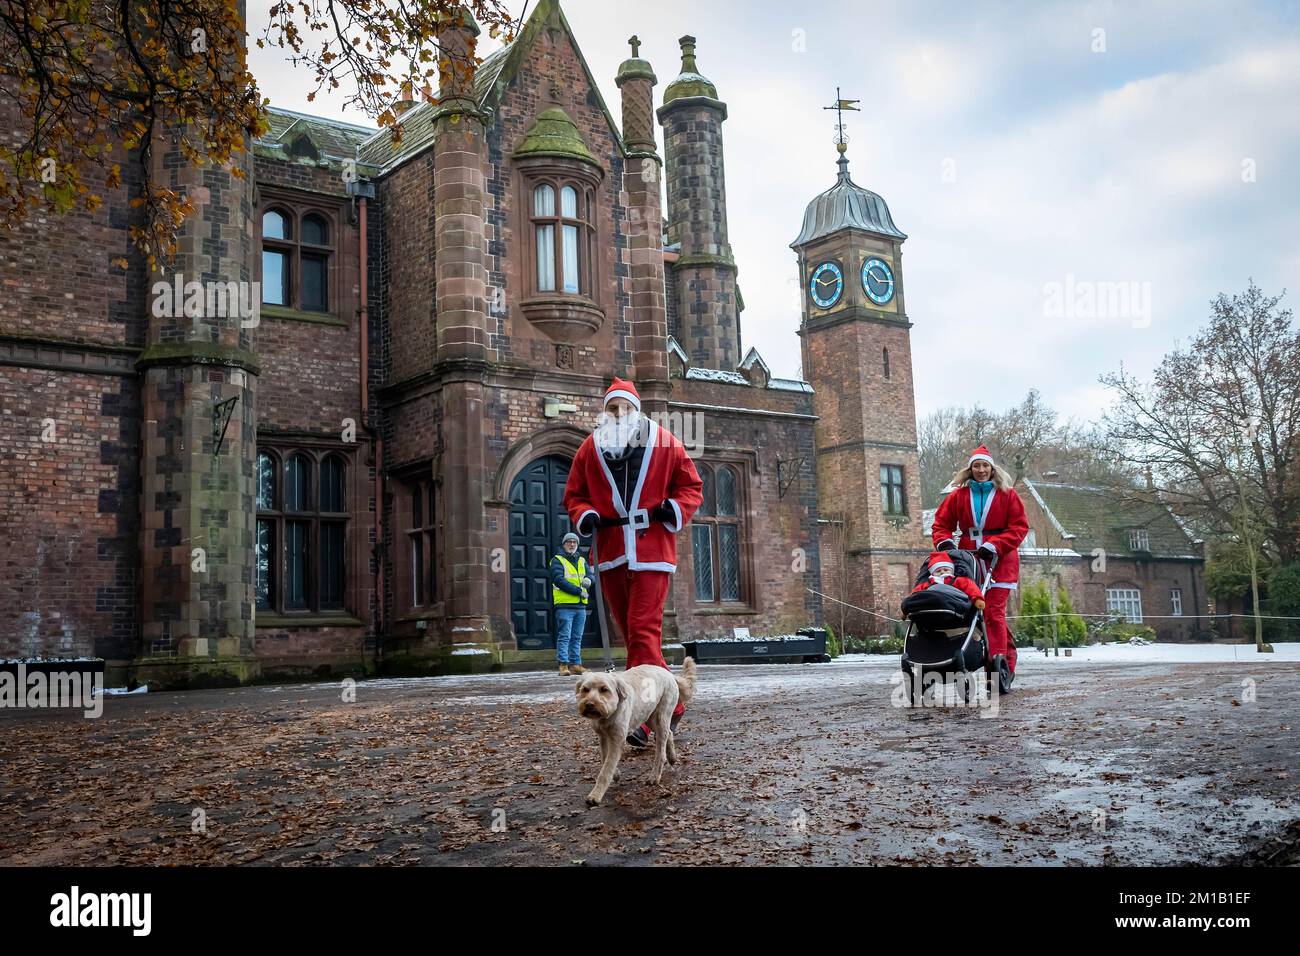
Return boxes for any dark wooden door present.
[508,455,596,649]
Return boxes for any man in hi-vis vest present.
[551,532,591,676]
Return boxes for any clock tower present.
[794,140,926,633]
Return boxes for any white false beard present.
[594,410,643,455]
[930,574,952,586]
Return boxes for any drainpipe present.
[358,193,384,669]
[1190,562,1201,641]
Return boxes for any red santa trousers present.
[983,587,1017,673]
[599,565,684,717]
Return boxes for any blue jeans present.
[554,606,588,665]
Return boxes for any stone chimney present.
[617,36,669,407]
[657,35,740,370]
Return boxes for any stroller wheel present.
[990,654,1013,694]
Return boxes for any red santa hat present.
[603,377,641,412]
[968,444,994,466]
[928,551,954,574]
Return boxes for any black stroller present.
[899,549,1013,703]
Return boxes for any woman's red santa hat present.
[969,444,994,466]
[604,377,641,412]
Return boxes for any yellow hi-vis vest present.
[552,553,588,606]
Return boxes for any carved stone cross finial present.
[629,35,641,58]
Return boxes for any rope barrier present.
[804,587,907,625]
[805,587,1300,626]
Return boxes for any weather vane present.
[823,87,860,153]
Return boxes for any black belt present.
[966,528,1005,536]
[598,511,649,528]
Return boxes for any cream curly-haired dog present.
[575,658,697,806]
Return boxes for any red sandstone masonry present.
[0,368,137,658]
[488,24,634,371]
[0,84,146,662]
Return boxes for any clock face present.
[809,262,844,309]
[861,257,896,305]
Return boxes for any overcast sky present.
[246,0,1300,425]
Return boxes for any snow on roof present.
[681,365,812,392]
[1021,479,1078,540]
[684,367,748,384]
[737,346,770,376]
[1164,503,1205,545]
[768,378,813,392]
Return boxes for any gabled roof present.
[357,103,438,168]
[256,107,377,169]
[357,0,625,172]
[476,0,624,146]
[737,346,770,378]
[1021,479,1202,560]
[667,336,689,365]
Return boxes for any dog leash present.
[588,532,615,672]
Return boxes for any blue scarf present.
[969,480,994,526]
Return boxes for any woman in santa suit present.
[931,445,1029,686]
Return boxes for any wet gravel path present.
[1,656,1295,865]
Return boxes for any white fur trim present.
[594,419,660,567]
[967,484,996,535]
[603,388,641,411]
[665,498,684,533]
[576,509,598,535]
[627,560,677,572]
[987,581,1018,590]
[969,451,994,465]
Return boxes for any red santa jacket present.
[911,573,985,604]
[931,483,1029,588]
[563,419,704,572]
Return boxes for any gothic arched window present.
[254,447,351,615]
[259,206,335,313]
[691,463,746,604]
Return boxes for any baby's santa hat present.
[603,377,641,412]
[928,551,955,575]
[969,444,994,466]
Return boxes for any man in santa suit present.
[931,445,1029,683]
[563,378,704,746]
[911,552,986,608]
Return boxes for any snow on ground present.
[1012,641,1299,664]
[834,642,1300,665]
[237,643,1299,707]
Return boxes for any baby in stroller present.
[899,549,1012,696]
[909,551,985,609]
